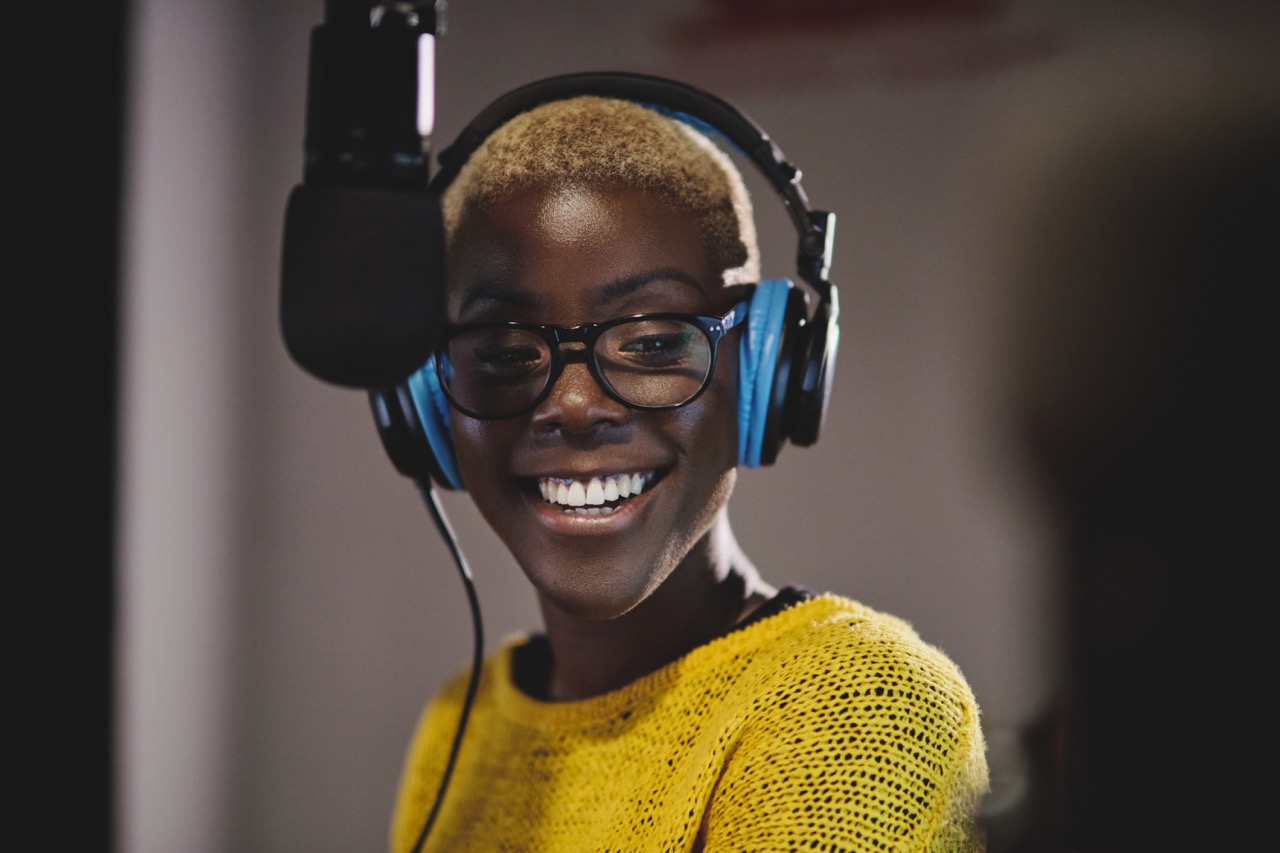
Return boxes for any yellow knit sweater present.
[391,595,988,852]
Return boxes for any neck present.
[535,513,774,702]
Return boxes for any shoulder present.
[739,595,981,753]
[390,641,518,851]
[705,595,989,851]
[743,594,977,711]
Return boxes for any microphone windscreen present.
[280,183,445,387]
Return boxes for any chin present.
[527,560,663,622]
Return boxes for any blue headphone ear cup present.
[405,356,465,490]
[738,279,792,467]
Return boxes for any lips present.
[537,471,656,515]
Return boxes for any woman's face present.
[446,184,742,621]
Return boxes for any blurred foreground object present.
[1003,38,1280,853]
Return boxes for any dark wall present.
[12,3,128,849]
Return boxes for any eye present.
[472,347,544,377]
[621,333,688,359]
[606,321,700,368]
[451,329,549,379]
[474,343,541,367]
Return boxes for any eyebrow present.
[595,268,707,306]
[457,281,543,318]
[457,268,707,319]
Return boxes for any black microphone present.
[280,1,447,388]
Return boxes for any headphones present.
[370,72,840,491]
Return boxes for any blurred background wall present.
[109,1,1278,851]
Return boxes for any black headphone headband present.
[428,72,836,299]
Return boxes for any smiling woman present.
[445,183,745,628]
[388,85,988,853]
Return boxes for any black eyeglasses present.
[434,301,749,420]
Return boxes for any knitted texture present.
[391,595,988,852]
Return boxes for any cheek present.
[698,348,741,467]
[450,417,487,480]
[450,418,520,519]
[650,394,739,580]
[686,397,738,473]
[673,366,741,507]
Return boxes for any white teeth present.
[537,471,654,508]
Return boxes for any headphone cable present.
[409,479,485,853]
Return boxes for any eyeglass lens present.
[440,318,714,417]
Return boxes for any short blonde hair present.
[441,96,760,285]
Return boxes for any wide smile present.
[519,468,668,532]
[538,470,657,514]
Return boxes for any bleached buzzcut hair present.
[441,96,760,285]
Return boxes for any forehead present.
[445,185,725,324]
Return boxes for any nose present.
[530,358,630,434]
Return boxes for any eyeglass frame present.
[433,300,751,420]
